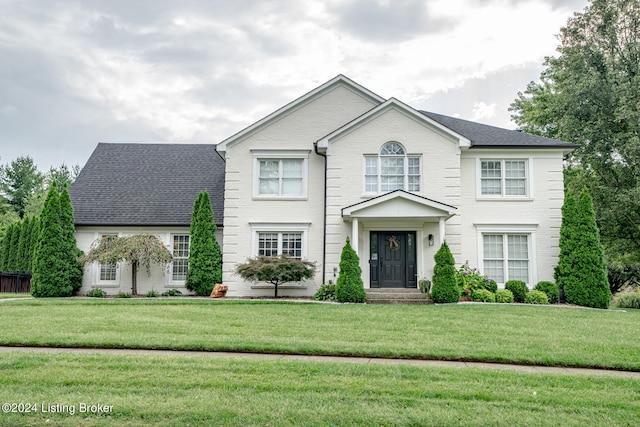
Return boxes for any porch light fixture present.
[428,234,434,246]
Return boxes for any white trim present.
[252,151,309,199]
[476,157,534,200]
[342,190,456,221]
[362,142,422,195]
[474,224,538,287]
[168,233,190,287]
[249,223,311,260]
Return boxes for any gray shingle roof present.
[421,111,578,149]
[69,143,225,226]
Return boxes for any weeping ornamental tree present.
[335,237,366,303]
[82,234,173,295]
[186,191,222,296]
[235,255,315,298]
[431,241,459,304]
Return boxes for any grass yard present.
[0,351,638,427]
[0,298,639,370]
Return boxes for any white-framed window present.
[97,234,118,283]
[476,224,537,285]
[250,223,310,260]
[364,142,421,194]
[171,234,190,281]
[252,150,309,198]
[479,159,530,198]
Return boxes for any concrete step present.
[366,288,432,305]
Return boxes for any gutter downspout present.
[314,142,327,285]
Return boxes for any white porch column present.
[439,217,446,244]
[352,218,359,257]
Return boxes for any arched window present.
[365,142,420,193]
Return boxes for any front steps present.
[366,288,433,305]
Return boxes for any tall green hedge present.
[59,184,84,294]
[31,184,73,297]
[431,241,460,303]
[562,190,611,308]
[335,237,366,303]
[186,191,222,296]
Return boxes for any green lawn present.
[0,352,638,427]
[0,298,639,370]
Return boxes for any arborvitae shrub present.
[431,242,460,303]
[335,237,366,303]
[505,280,528,303]
[186,192,223,296]
[535,281,559,304]
[59,184,83,294]
[525,290,549,305]
[562,190,611,308]
[471,288,495,302]
[495,289,514,303]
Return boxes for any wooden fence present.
[0,271,31,293]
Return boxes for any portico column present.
[439,217,445,244]
[352,218,359,257]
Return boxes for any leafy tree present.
[82,234,173,295]
[0,197,20,234]
[335,237,366,303]
[510,0,640,263]
[431,241,460,303]
[563,190,611,308]
[59,184,83,293]
[0,156,44,218]
[31,184,72,297]
[186,191,222,296]
[235,255,316,298]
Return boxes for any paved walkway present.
[1,345,639,379]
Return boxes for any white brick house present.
[71,75,576,296]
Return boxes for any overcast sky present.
[0,0,589,171]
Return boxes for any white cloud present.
[471,102,497,121]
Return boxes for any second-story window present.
[365,142,420,194]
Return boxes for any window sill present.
[476,197,534,202]
[253,196,308,201]
[95,283,120,287]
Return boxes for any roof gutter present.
[313,142,327,285]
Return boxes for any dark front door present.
[369,231,417,288]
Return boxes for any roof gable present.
[342,190,457,221]
[216,75,385,154]
[316,98,471,151]
[69,143,225,226]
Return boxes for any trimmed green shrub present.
[86,288,106,298]
[525,290,549,305]
[535,281,559,304]
[556,189,611,308]
[161,289,182,297]
[495,289,514,303]
[335,237,366,303]
[31,184,73,297]
[116,292,132,298]
[505,280,529,303]
[146,290,159,297]
[431,242,460,303]
[186,191,223,297]
[615,290,640,309]
[59,184,84,294]
[471,288,495,302]
[313,284,336,301]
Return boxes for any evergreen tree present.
[6,222,20,270]
[59,183,84,293]
[554,192,578,292]
[431,241,460,303]
[335,237,366,303]
[563,189,611,308]
[16,217,30,271]
[28,217,40,272]
[31,184,72,297]
[186,191,222,296]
